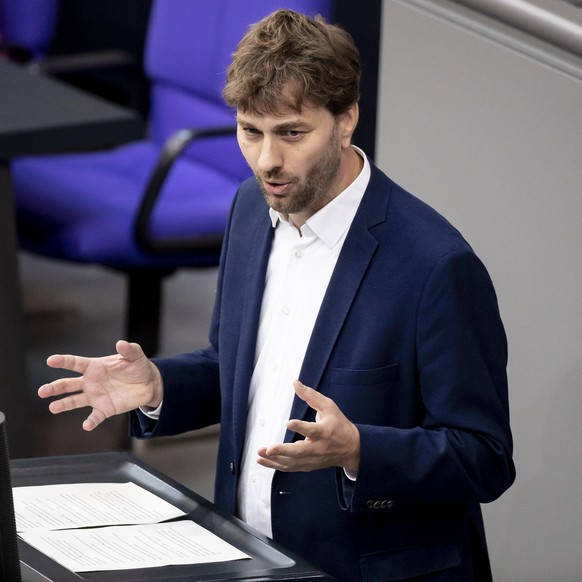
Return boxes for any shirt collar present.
[268,146,371,248]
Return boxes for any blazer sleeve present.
[342,248,515,511]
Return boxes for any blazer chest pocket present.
[328,363,399,425]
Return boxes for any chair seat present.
[13,139,247,269]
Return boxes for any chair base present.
[125,269,174,356]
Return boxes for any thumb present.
[293,379,311,397]
[115,340,146,361]
[293,380,328,411]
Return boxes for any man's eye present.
[285,130,302,138]
[242,127,260,136]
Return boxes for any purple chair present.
[0,0,59,61]
[12,0,333,355]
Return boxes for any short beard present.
[257,125,342,217]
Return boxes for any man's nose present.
[257,137,282,173]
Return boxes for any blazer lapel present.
[232,211,274,454]
[285,165,391,440]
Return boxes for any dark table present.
[11,452,336,581]
[0,59,144,458]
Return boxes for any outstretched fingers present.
[257,442,307,471]
[38,376,86,399]
[46,353,91,374]
[38,376,93,416]
[46,390,90,415]
[287,418,321,440]
[82,408,108,432]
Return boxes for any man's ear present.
[339,102,359,148]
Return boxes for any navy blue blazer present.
[131,161,515,581]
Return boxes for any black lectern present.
[10,453,336,582]
[0,412,22,581]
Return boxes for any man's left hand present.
[257,380,360,472]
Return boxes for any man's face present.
[236,103,356,224]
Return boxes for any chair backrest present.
[0,0,59,59]
[144,0,333,181]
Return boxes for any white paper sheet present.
[13,482,186,532]
[19,520,250,572]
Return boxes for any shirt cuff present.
[343,468,358,481]
[139,401,162,419]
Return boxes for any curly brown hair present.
[223,9,360,116]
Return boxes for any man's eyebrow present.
[273,120,307,131]
[236,117,308,131]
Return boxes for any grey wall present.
[376,1,582,580]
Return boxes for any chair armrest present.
[134,126,238,254]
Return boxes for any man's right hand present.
[38,340,164,431]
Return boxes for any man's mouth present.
[262,180,291,195]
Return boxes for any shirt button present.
[258,418,265,428]
[281,306,290,315]
[250,474,257,483]
[295,251,303,258]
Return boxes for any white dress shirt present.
[237,148,370,537]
